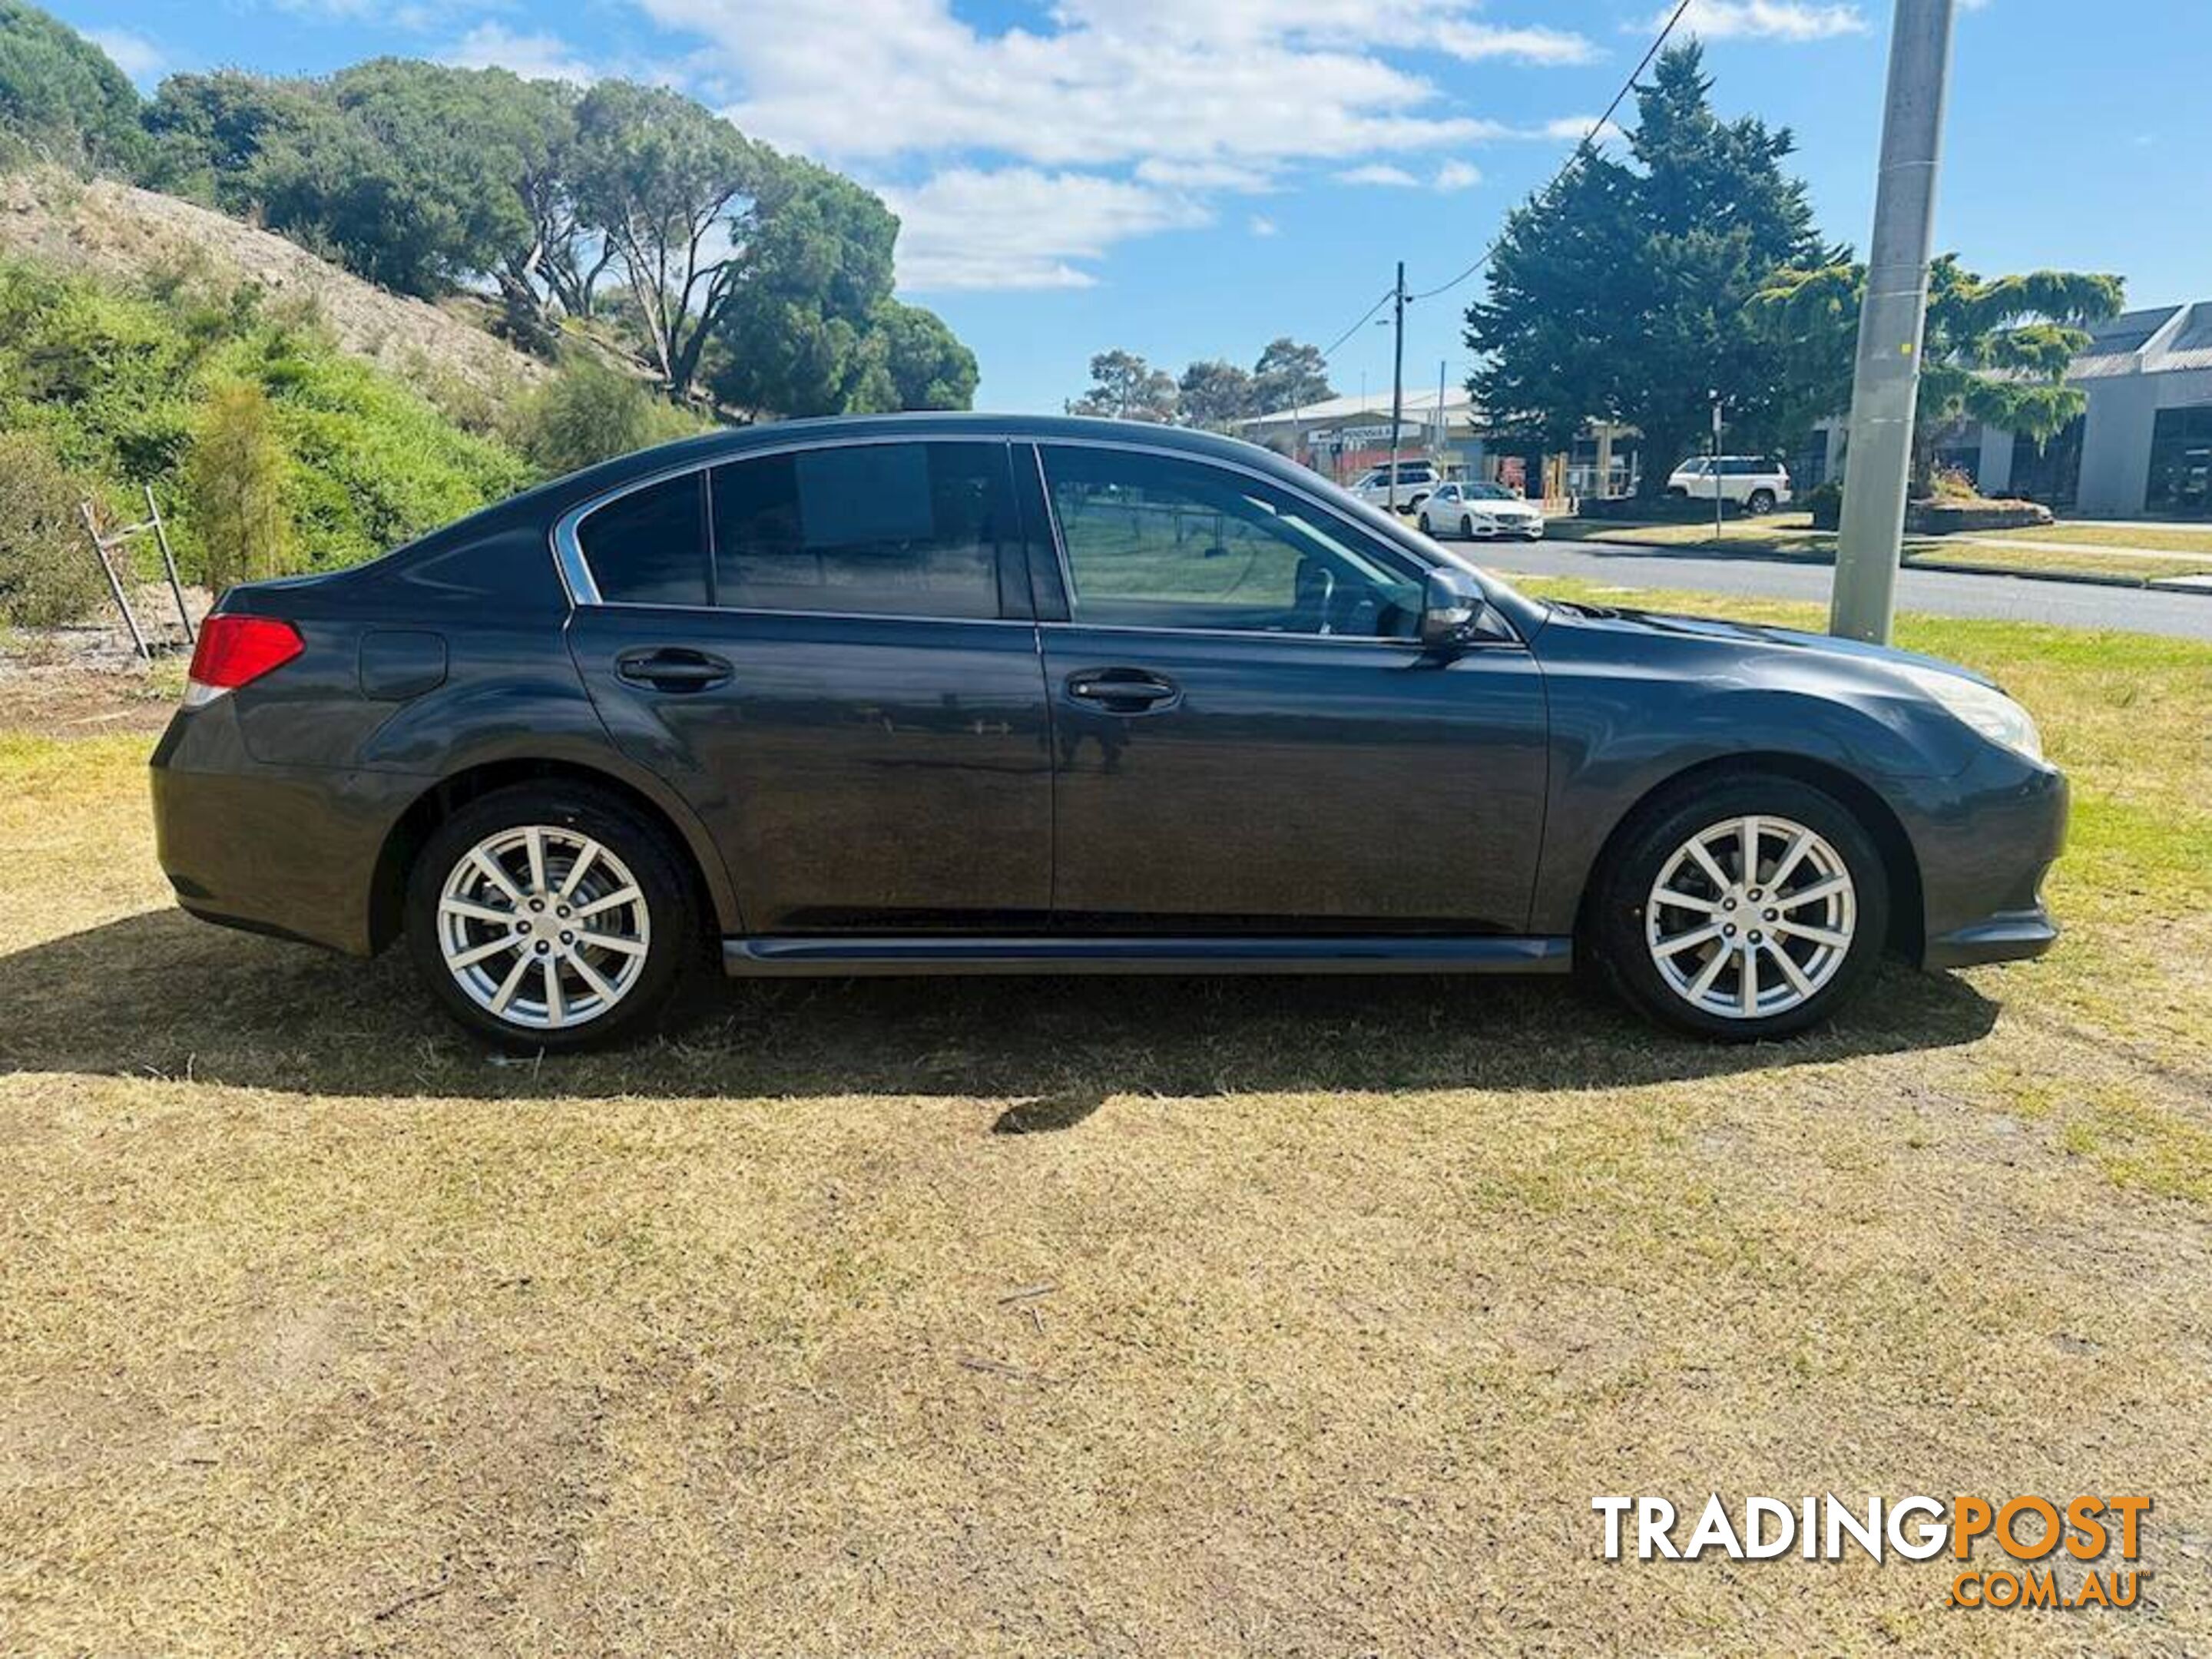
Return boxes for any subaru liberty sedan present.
[151,416,2064,1050]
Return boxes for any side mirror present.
[1419,567,1493,651]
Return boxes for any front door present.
[1028,442,1549,935]
[567,439,1051,933]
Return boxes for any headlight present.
[1893,662,2042,760]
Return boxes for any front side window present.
[1040,445,1422,637]
[577,473,709,605]
[710,442,1016,618]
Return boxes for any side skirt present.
[722,935,1574,978]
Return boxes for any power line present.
[1317,286,1397,361]
[1402,0,1696,305]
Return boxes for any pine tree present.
[1467,42,1826,495]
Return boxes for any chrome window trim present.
[1036,618,1523,651]
[559,597,1035,628]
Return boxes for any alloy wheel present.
[435,825,652,1031]
[1643,814,1856,1021]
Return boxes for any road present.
[1484,539,2212,641]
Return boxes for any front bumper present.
[151,700,422,957]
[1924,907,2058,969]
[1910,753,2068,971]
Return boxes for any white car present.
[1418,481,1545,541]
[1667,456,1792,514]
[1347,460,1439,512]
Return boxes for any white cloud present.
[630,0,1601,291]
[1135,157,1279,193]
[84,26,164,84]
[442,23,601,84]
[1435,159,1483,190]
[1649,0,1869,41]
[1248,214,1280,238]
[638,0,1577,167]
[1336,164,1421,187]
[882,167,1211,291]
[1432,21,1598,63]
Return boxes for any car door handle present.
[617,647,733,693]
[1065,670,1181,714]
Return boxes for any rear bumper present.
[151,701,421,957]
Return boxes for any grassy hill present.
[0,168,547,419]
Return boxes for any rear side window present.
[710,442,1016,619]
[577,474,708,605]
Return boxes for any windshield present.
[1465,482,1516,500]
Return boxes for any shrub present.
[0,429,105,626]
[182,382,297,592]
[207,326,531,568]
[514,356,702,479]
[1806,479,1842,531]
[1924,464,1981,504]
[0,253,536,581]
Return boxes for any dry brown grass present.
[3,598,2211,1654]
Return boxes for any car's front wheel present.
[405,783,697,1051]
[1594,777,1889,1040]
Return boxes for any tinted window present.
[1040,445,1421,637]
[578,474,708,605]
[710,442,1015,618]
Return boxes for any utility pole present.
[1436,358,1448,462]
[1710,392,1724,547]
[1830,0,1956,644]
[1387,260,1407,512]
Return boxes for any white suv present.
[1347,460,1439,512]
[1666,456,1792,514]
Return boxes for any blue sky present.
[56,0,2201,412]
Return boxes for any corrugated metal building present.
[1806,300,2212,518]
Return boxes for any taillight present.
[183,614,304,708]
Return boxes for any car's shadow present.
[0,909,2000,1128]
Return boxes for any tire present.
[1406,492,1429,515]
[1461,515,1476,539]
[1592,775,1889,1041]
[1747,488,1777,515]
[405,782,700,1051]
[1418,511,1434,535]
[1666,485,1689,499]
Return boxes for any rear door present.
[1025,440,1549,935]
[566,439,1052,934]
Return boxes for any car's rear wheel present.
[405,783,697,1051]
[1747,487,1777,515]
[1594,777,1889,1040]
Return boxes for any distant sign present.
[1318,422,1425,445]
